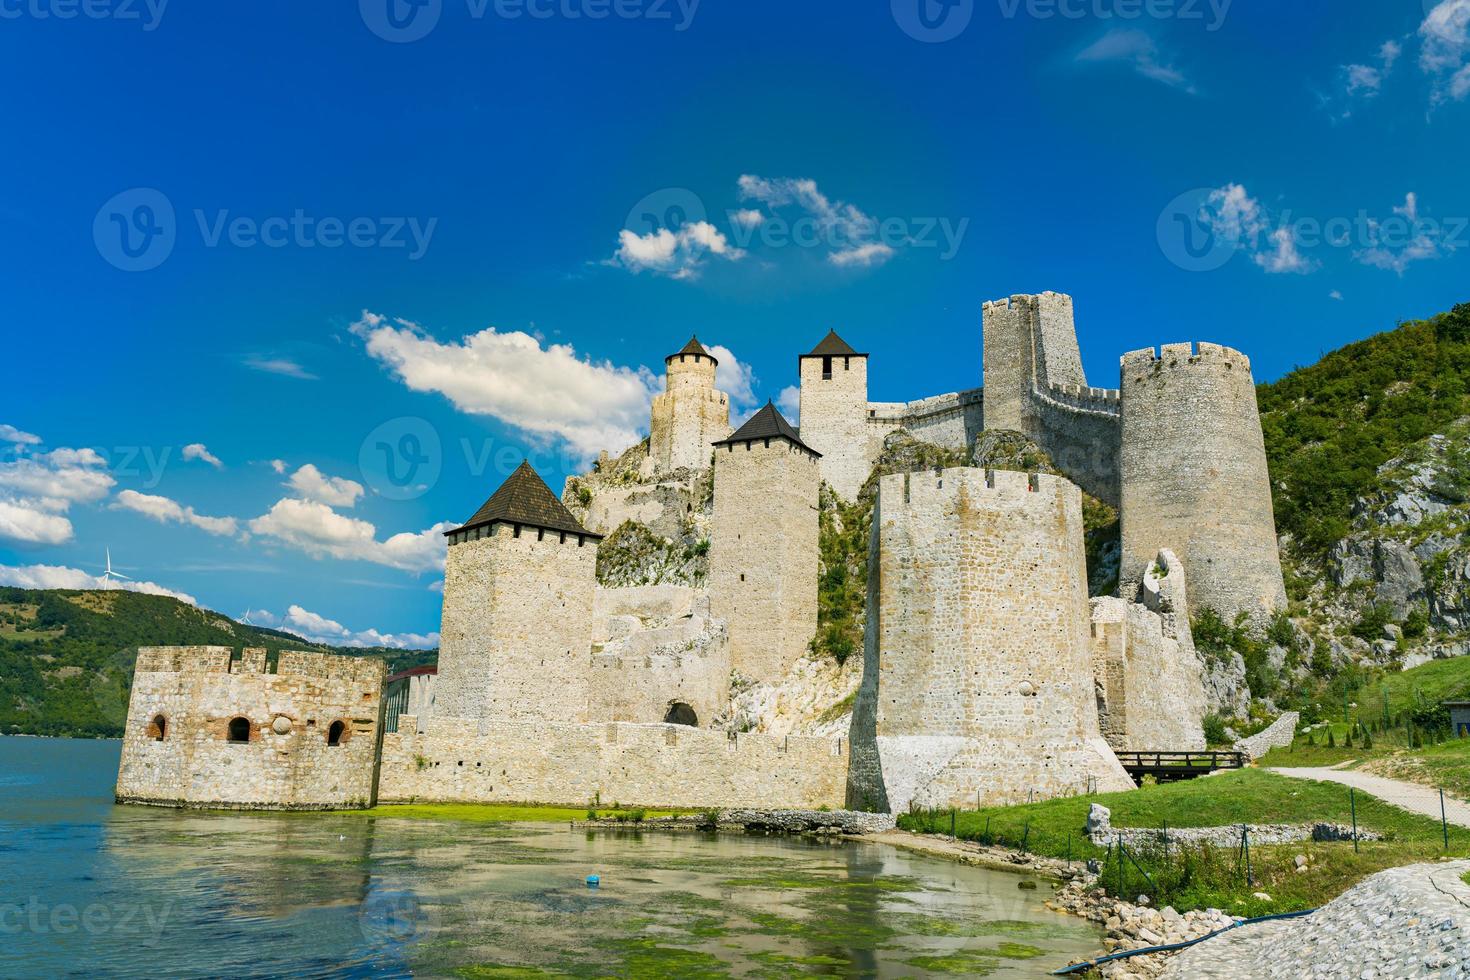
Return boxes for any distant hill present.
[0,588,437,738]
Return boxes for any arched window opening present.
[663,702,698,727]
[327,720,346,746]
[227,717,251,743]
[147,714,167,741]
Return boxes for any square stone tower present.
[433,461,602,724]
[649,336,731,474]
[846,468,1134,812]
[797,330,871,500]
[710,402,821,683]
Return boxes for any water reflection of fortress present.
[116,292,1284,813]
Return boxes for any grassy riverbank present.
[898,769,1470,917]
[346,802,699,823]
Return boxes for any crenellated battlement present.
[133,646,383,684]
[1121,342,1253,378]
[1040,380,1121,417]
[878,466,1077,511]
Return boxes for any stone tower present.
[1118,343,1286,622]
[846,468,1133,813]
[797,330,871,500]
[433,461,602,723]
[649,336,730,474]
[710,402,821,683]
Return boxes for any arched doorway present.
[663,702,698,727]
[227,717,251,743]
[327,720,346,746]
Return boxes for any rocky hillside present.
[0,588,430,738]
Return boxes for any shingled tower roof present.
[666,335,717,365]
[448,460,601,540]
[713,402,820,457]
[801,329,866,359]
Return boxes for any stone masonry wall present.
[588,613,731,726]
[433,525,598,723]
[649,352,729,475]
[846,468,1134,812]
[710,438,820,683]
[1119,343,1287,621]
[867,389,985,457]
[798,353,871,500]
[379,715,847,809]
[116,646,385,810]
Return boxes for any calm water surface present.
[0,736,1099,978]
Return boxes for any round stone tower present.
[649,336,730,474]
[1118,342,1286,623]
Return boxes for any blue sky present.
[3,0,1468,646]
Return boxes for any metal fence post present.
[1351,788,1359,853]
[1443,789,1451,850]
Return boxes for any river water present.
[0,736,1099,978]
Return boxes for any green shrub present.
[1352,603,1395,642]
[1402,604,1430,639]
[1202,714,1229,746]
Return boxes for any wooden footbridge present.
[1115,750,1246,786]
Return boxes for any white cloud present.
[1381,39,1404,72]
[1330,290,1344,301]
[427,579,444,593]
[1203,184,1267,244]
[1254,227,1318,275]
[1076,29,1195,93]
[112,490,238,537]
[1353,192,1456,275]
[286,464,364,508]
[705,344,758,411]
[248,496,451,572]
[776,384,801,424]
[829,243,896,268]
[0,425,41,446]
[731,209,764,228]
[270,459,287,474]
[352,310,658,460]
[609,221,744,280]
[737,175,899,269]
[182,443,223,469]
[244,356,318,380]
[0,563,196,605]
[1421,0,1470,105]
[0,443,114,547]
[251,604,439,650]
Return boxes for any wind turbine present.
[101,548,132,588]
[239,608,254,625]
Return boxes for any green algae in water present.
[905,951,1002,975]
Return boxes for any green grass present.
[346,803,695,823]
[898,769,1470,916]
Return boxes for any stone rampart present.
[116,646,385,810]
[866,388,984,454]
[379,715,847,809]
[589,614,730,726]
[1235,711,1300,759]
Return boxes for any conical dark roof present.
[667,335,717,365]
[448,460,600,539]
[801,329,866,358]
[714,402,820,457]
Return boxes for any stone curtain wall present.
[433,525,598,723]
[1119,343,1287,621]
[115,646,385,810]
[1235,711,1300,759]
[867,389,985,458]
[588,615,731,726]
[649,352,730,474]
[846,469,1134,812]
[798,353,872,500]
[710,439,820,683]
[379,715,847,809]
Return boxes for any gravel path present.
[1268,767,1470,829]
[1160,860,1470,979]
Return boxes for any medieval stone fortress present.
[114,291,1286,813]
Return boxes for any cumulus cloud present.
[0,562,197,605]
[1421,0,1470,105]
[705,344,759,412]
[0,425,41,446]
[113,490,239,537]
[352,310,659,460]
[286,464,364,508]
[244,356,318,380]
[731,209,764,228]
[737,175,900,268]
[182,443,223,469]
[0,443,115,547]
[270,459,287,474]
[1197,184,1317,275]
[1255,227,1318,275]
[776,385,801,425]
[1353,192,1458,275]
[248,496,451,572]
[609,221,745,280]
[251,604,439,650]
[1076,29,1196,93]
